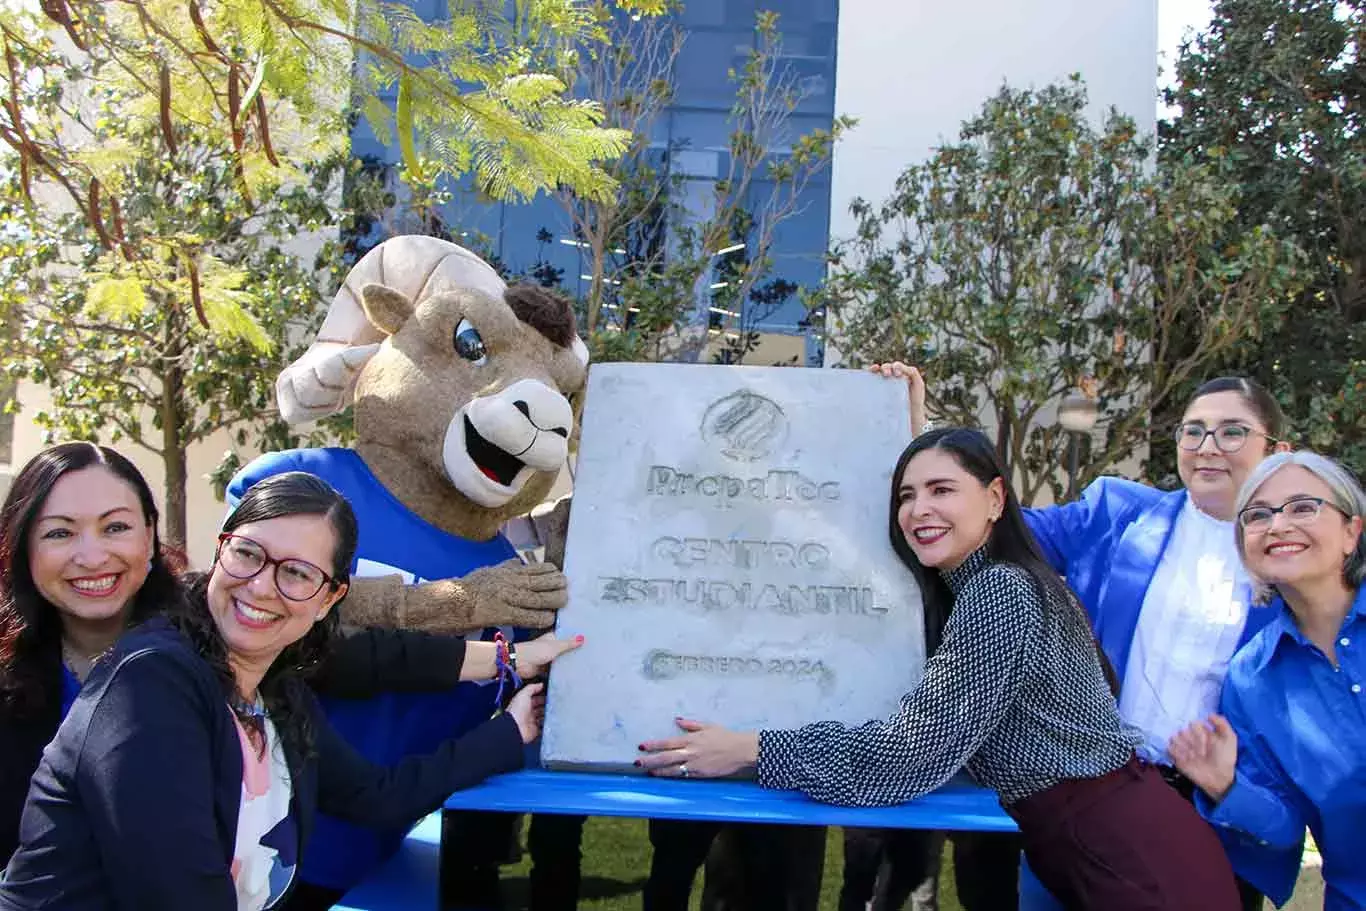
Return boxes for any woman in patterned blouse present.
[638,427,1241,909]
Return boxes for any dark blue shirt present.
[58,666,80,718]
[1198,587,1366,909]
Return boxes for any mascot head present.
[276,236,589,539]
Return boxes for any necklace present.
[60,639,112,682]
[231,694,266,719]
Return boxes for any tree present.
[0,0,667,545]
[1,0,652,242]
[0,22,400,545]
[0,132,378,547]
[1162,0,1366,474]
[548,8,852,363]
[821,78,1300,505]
[331,7,844,369]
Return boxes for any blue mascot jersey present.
[227,448,516,891]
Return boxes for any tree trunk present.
[160,310,189,550]
[994,410,1012,477]
[162,417,188,550]
[588,232,605,334]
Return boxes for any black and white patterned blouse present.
[757,548,1140,806]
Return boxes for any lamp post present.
[1058,391,1098,501]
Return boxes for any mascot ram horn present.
[230,235,587,635]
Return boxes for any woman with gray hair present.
[1169,450,1365,910]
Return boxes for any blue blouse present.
[1198,586,1366,909]
[59,664,81,717]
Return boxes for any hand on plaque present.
[517,631,585,679]
[635,718,761,779]
[507,683,547,744]
[867,362,929,435]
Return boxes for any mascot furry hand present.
[229,235,587,634]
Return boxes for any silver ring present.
[679,763,690,778]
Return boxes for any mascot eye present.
[453,319,488,365]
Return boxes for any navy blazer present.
[0,646,61,873]
[1024,476,1276,680]
[0,622,473,867]
[0,619,521,910]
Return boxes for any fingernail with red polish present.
[575,635,585,644]
[633,759,642,767]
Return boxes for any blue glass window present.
[672,29,757,109]
[349,0,841,351]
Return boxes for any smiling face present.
[28,465,154,635]
[1178,390,1278,521]
[207,514,348,674]
[354,284,589,524]
[1238,465,1362,591]
[895,448,1005,571]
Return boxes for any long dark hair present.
[0,442,183,719]
[168,471,357,759]
[888,428,1119,691]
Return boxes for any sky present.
[1159,0,1216,84]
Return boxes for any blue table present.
[340,770,1058,911]
[441,769,1018,832]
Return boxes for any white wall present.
[828,0,1158,246]
[6,381,246,569]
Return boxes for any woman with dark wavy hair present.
[0,471,565,910]
[638,428,1241,909]
[0,441,184,863]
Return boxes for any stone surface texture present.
[541,363,926,771]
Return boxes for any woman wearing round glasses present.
[0,444,576,877]
[0,469,575,910]
[887,366,1293,909]
[216,532,342,602]
[1169,451,1366,910]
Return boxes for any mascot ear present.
[360,284,415,336]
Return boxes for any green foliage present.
[0,0,646,242]
[1161,0,1366,476]
[0,0,664,543]
[0,39,371,543]
[821,78,1300,504]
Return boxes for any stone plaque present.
[541,363,926,771]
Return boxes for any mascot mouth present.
[463,416,527,487]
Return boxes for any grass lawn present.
[489,817,1320,911]
[495,817,964,911]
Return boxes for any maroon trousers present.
[1007,756,1241,911]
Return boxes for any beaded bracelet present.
[493,631,522,710]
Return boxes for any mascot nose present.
[513,400,569,438]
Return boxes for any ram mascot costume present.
[227,236,587,906]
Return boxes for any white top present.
[230,712,297,911]
[1117,497,1252,763]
